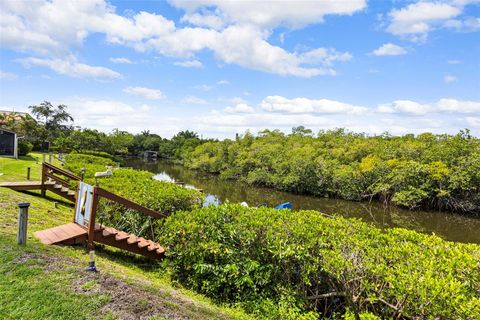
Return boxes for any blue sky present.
[1,0,479,138]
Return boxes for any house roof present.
[0,127,17,135]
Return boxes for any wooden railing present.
[41,162,81,197]
[86,186,167,249]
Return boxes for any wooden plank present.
[147,243,160,251]
[115,231,130,241]
[34,229,57,245]
[44,172,69,186]
[127,235,140,245]
[43,162,81,181]
[95,187,167,219]
[138,238,149,248]
[34,223,87,245]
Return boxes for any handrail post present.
[87,187,99,250]
[41,163,46,198]
[17,202,30,245]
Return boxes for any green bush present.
[161,204,480,319]
[17,141,33,156]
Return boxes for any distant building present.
[0,128,18,158]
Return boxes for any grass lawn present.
[0,154,251,320]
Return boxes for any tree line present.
[2,103,479,213]
[182,127,480,213]
[1,101,209,158]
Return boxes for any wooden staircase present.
[34,223,165,259]
[46,180,76,202]
[94,226,165,259]
[0,162,79,202]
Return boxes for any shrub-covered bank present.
[183,129,480,213]
[161,204,480,319]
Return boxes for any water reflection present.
[126,158,480,244]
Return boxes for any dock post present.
[27,167,31,180]
[48,154,52,163]
[17,202,30,245]
[42,153,46,163]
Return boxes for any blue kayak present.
[274,202,292,210]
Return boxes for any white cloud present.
[387,2,461,41]
[386,1,480,41]
[181,12,225,30]
[16,56,121,80]
[260,95,367,115]
[372,43,407,56]
[216,80,229,85]
[0,71,18,80]
[1,0,356,78]
[447,59,462,64]
[224,103,255,113]
[64,98,155,132]
[169,0,367,29]
[444,16,480,31]
[377,98,480,115]
[444,75,458,83]
[466,117,480,128]
[109,57,133,64]
[123,86,164,100]
[173,60,203,68]
[182,96,207,105]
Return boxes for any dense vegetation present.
[161,204,480,319]
[183,128,480,213]
[64,154,201,238]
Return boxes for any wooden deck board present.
[34,223,87,245]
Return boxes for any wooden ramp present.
[34,223,165,260]
[34,223,87,245]
[0,181,52,191]
[0,180,75,202]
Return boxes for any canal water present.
[126,158,480,244]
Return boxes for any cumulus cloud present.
[386,0,480,41]
[372,43,407,56]
[173,60,203,68]
[169,0,367,29]
[123,86,164,100]
[377,98,480,115]
[1,0,357,78]
[109,57,133,64]
[16,56,121,80]
[260,95,367,115]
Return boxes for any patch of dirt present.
[73,270,193,320]
[16,250,230,320]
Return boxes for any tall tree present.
[29,101,73,150]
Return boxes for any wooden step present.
[127,235,140,245]
[115,231,130,241]
[102,227,118,238]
